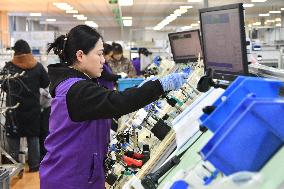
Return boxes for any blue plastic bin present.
[0,169,10,189]
[117,78,144,91]
[200,76,284,132]
[200,97,284,175]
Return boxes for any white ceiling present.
[1,0,284,31]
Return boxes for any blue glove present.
[159,72,189,92]
[153,56,161,66]
[138,76,158,87]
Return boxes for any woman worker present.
[40,25,188,189]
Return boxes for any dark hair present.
[47,25,102,65]
[103,43,113,56]
[112,42,123,55]
[13,40,31,55]
[139,48,151,57]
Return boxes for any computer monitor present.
[168,30,203,63]
[199,3,248,81]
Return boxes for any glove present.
[158,72,189,92]
[138,76,158,87]
[118,72,127,79]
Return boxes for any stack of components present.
[106,60,204,188]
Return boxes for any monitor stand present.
[197,68,229,92]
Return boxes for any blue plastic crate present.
[200,97,284,175]
[0,169,9,189]
[117,78,144,91]
[200,76,284,132]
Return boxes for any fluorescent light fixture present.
[281,8,284,11]
[122,16,132,20]
[118,0,133,6]
[266,20,275,23]
[276,23,281,27]
[251,0,267,2]
[259,13,269,17]
[187,0,202,2]
[123,19,132,26]
[248,24,252,27]
[269,11,281,14]
[198,21,200,23]
[180,6,193,9]
[174,9,187,15]
[191,23,199,27]
[243,4,254,8]
[53,3,73,11]
[181,26,192,30]
[153,26,161,31]
[275,18,281,22]
[77,17,87,20]
[77,15,87,20]
[30,13,41,16]
[74,14,84,18]
[46,18,56,22]
[253,22,261,26]
[66,10,78,14]
[85,21,98,28]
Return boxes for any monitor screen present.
[168,30,203,63]
[200,3,248,81]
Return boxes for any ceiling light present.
[253,22,261,26]
[243,4,254,8]
[74,14,84,18]
[266,20,275,23]
[123,19,132,26]
[77,17,87,20]
[259,13,269,17]
[66,10,78,14]
[181,26,192,30]
[180,6,193,9]
[46,18,56,22]
[187,0,202,2]
[118,0,133,6]
[77,15,87,20]
[122,16,132,20]
[198,21,200,23]
[275,18,281,22]
[53,2,73,11]
[281,8,284,11]
[153,26,161,31]
[248,24,252,27]
[85,21,98,28]
[174,9,187,15]
[191,23,199,27]
[251,0,267,2]
[29,13,41,16]
[269,11,281,14]
[276,23,281,27]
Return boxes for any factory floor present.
[11,168,39,189]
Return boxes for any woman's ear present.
[76,50,84,63]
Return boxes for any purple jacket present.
[40,78,111,189]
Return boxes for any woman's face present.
[112,53,122,61]
[104,51,113,62]
[77,38,105,78]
